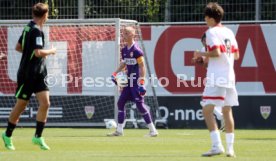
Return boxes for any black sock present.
[6,121,16,137]
[35,121,45,138]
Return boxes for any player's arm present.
[137,56,145,78]
[15,34,23,53]
[114,62,126,73]
[206,48,221,57]
[202,56,209,68]
[15,43,23,53]
[114,48,126,73]
[34,46,56,57]
[201,48,221,57]
[194,48,220,59]
[137,56,146,96]
[111,48,127,85]
[111,61,126,85]
[31,28,56,58]
[233,37,239,60]
[196,30,221,58]
[234,51,239,60]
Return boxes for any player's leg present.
[135,102,158,137]
[32,79,51,150]
[2,82,31,150]
[2,99,29,150]
[202,104,225,156]
[203,105,218,131]
[201,86,225,156]
[223,87,239,157]
[131,87,158,137]
[107,87,130,136]
[32,90,50,150]
[222,106,235,157]
[222,107,234,133]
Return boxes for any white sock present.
[214,107,223,120]
[210,130,222,148]
[147,122,157,132]
[117,123,124,133]
[226,133,234,152]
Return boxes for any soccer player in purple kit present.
[108,26,158,137]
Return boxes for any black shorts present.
[15,77,49,100]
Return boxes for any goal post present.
[0,18,163,127]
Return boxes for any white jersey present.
[205,25,239,88]
[201,46,206,52]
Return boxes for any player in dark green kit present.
[2,3,56,150]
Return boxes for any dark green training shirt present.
[17,21,47,82]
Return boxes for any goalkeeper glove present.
[111,72,117,85]
[138,79,146,96]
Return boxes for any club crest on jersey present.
[84,106,95,119]
[260,106,271,120]
[130,52,134,57]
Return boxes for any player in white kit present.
[193,2,239,157]
[200,33,225,131]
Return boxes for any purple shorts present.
[119,86,143,103]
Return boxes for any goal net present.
[0,19,161,127]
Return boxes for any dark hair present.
[204,2,224,23]
[201,33,206,42]
[32,3,49,18]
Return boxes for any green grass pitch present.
[0,128,275,161]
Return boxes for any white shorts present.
[200,86,239,107]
